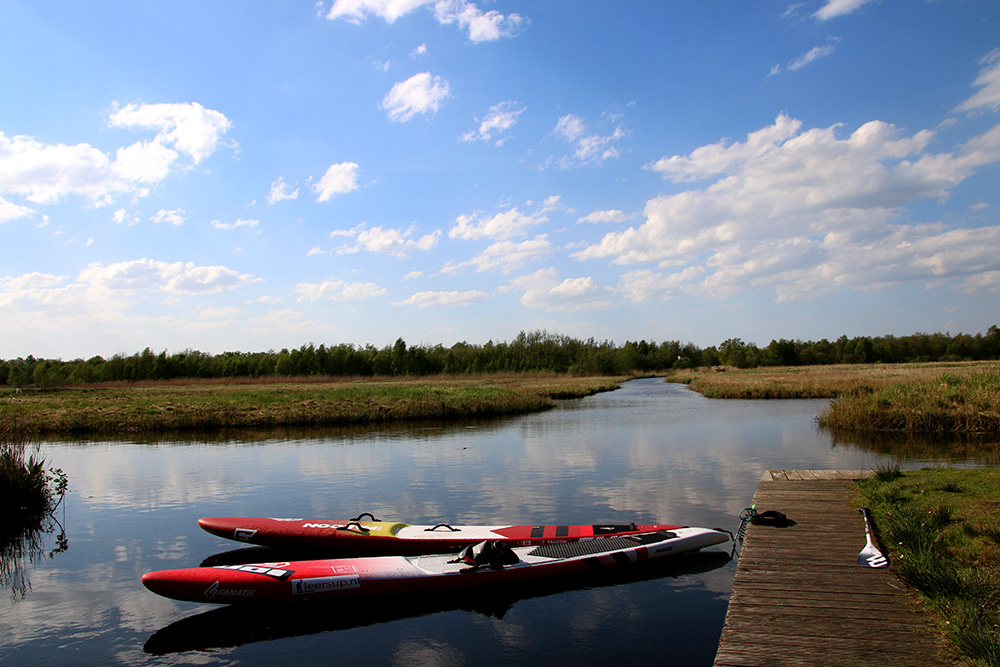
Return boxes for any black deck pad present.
[526,531,676,560]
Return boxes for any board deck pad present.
[198,516,685,556]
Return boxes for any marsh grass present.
[820,369,1000,434]
[667,362,1000,434]
[3,374,627,435]
[1,411,68,599]
[855,468,1000,665]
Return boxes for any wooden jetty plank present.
[713,471,953,667]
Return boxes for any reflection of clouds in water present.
[12,380,881,665]
[41,443,267,512]
[392,638,465,667]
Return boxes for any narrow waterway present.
[0,378,976,666]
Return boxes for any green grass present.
[855,468,1000,666]
[666,362,1000,434]
[820,369,1000,434]
[2,374,627,435]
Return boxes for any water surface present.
[0,378,973,665]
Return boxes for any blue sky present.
[2,0,999,360]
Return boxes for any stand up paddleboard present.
[198,513,685,555]
[143,527,729,604]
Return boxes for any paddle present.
[857,507,888,568]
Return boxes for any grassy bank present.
[0,374,627,435]
[666,361,1000,434]
[820,369,1000,434]
[855,468,1000,666]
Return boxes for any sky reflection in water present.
[0,378,976,666]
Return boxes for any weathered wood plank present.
[713,472,952,667]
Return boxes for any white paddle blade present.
[857,508,889,568]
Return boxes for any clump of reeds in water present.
[1,411,68,597]
[1,412,65,523]
[820,370,1000,434]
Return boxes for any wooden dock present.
[713,470,954,666]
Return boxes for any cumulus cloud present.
[394,289,487,307]
[267,177,300,204]
[332,223,441,258]
[0,196,33,223]
[325,0,523,42]
[313,162,361,201]
[507,267,614,313]
[955,49,1000,114]
[449,207,548,241]
[461,101,526,145]
[440,236,552,274]
[151,209,185,226]
[433,0,525,43]
[813,0,876,21]
[0,102,232,209]
[294,279,389,301]
[578,209,628,224]
[576,113,1000,303]
[381,72,450,122]
[109,102,233,164]
[78,259,258,295]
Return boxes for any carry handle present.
[425,523,459,532]
[339,521,370,533]
[351,512,380,522]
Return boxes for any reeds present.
[668,362,1000,434]
[855,468,1000,665]
[0,412,66,523]
[820,369,1000,434]
[4,375,626,435]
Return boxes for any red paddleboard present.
[198,513,685,555]
[143,527,729,604]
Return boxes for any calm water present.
[1,378,982,666]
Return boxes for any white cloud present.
[0,131,125,205]
[432,0,524,43]
[461,101,526,145]
[326,0,523,42]
[441,236,552,274]
[267,177,300,204]
[211,218,259,231]
[578,209,628,224]
[955,49,1000,114]
[771,41,839,75]
[151,209,185,226]
[394,290,487,307]
[381,72,450,122]
[333,223,441,258]
[813,0,876,21]
[550,113,627,167]
[79,259,258,295]
[410,43,428,58]
[0,196,33,223]
[108,102,233,164]
[112,208,140,226]
[576,113,1000,303]
[295,279,389,301]
[0,102,232,210]
[507,267,614,313]
[449,207,547,240]
[325,0,434,23]
[313,162,361,201]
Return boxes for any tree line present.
[2,326,999,388]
